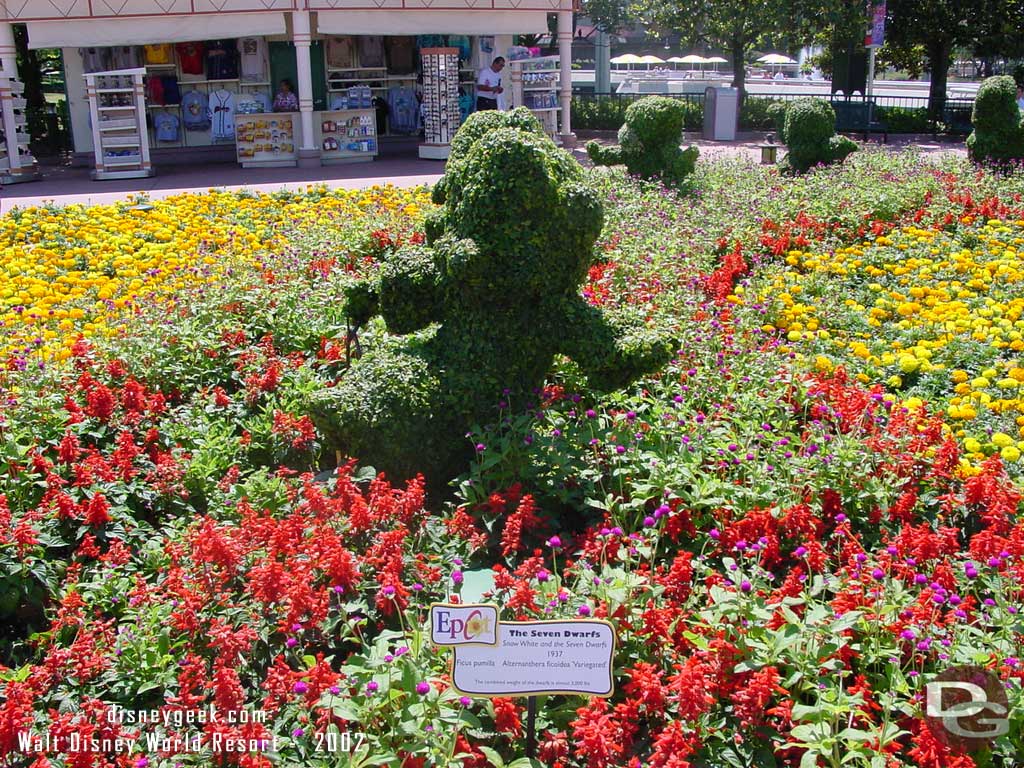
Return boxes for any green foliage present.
[761,100,789,137]
[782,98,858,173]
[313,109,676,484]
[586,96,699,185]
[967,75,1024,165]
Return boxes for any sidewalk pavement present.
[1,132,966,213]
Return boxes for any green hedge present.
[573,95,949,135]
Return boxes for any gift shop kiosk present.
[0,73,39,184]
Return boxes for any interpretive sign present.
[429,603,499,647]
[451,620,616,698]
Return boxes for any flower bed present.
[1,155,1022,768]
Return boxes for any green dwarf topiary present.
[586,96,699,184]
[781,98,857,173]
[310,107,676,484]
[967,75,1024,165]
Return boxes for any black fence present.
[571,90,976,136]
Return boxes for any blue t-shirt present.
[154,112,180,142]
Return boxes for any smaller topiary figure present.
[587,96,698,184]
[967,75,1024,165]
[781,98,857,173]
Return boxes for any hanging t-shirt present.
[237,38,266,82]
[358,36,385,68]
[386,36,416,74]
[326,37,357,69]
[206,40,239,81]
[110,46,139,70]
[209,89,236,141]
[448,35,471,61]
[80,47,107,72]
[176,42,205,75]
[146,76,165,106]
[416,35,445,50]
[144,44,173,65]
[154,112,180,142]
[160,76,181,105]
[181,90,210,130]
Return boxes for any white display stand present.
[0,74,40,184]
[234,112,298,168]
[319,109,377,164]
[509,56,561,142]
[84,69,154,180]
[419,47,461,160]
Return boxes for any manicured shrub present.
[311,108,676,484]
[781,98,857,173]
[586,95,699,184]
[967,75,1024,164]
[766,100,788,140]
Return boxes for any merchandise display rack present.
[84,68,153,180]
[419,47,461,160]
[509,55,561,142]
[0,73,40,184]
[234,112,298,167]
[319,109,377,164]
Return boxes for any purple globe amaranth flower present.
[460,696,473,706]
[286,637,298,648]
[871,568,886,581]
[293,728,304,738]
[475,443,486,452]
[293,681,309,694]
[740,580,753,593]
[416,682,431,695]
[547,536,562,548]
[794,546,808,557]
[586,409,597,419]
[537,569,550,582]
[366,681,379,693]
[914,574,928,584]
[643,516,656,527]
[452,571,464,585]
[578,605,591,617]
[615,445,626,454]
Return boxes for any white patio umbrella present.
[672,54,707,76]
[638,54,665,70]
[757,53,797,76]
[610,53,644,71]
[757,53,797,65]
[705,55,728,72]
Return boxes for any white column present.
[291,9,318,166]
[557,10,574,146]
[0,23,17,79]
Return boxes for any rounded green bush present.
[311,110,676,485]
[967,75,1024,165]
[782,98,857,173]
[586,96,699,184]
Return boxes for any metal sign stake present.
[525,696,537,758]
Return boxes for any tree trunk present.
[730,39,745,96]
[926,39,951,123]
[13,25,45,109]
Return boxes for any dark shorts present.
[476,96,498,111]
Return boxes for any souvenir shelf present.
[319,109,377,164]
[234,112,298,168]
[509,56,561,142]
[419,48,461,160]
[85,69,153,180]
[0,75,40,184]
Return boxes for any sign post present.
[865,1,885,100]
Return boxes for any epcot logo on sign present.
[429,603,499,647]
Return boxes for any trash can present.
[703,86,739,141]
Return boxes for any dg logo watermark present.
[924,665,1010,753]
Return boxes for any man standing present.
[477,57,505,111]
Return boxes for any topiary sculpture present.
[586,96,698,184]
[781,98,857,173]
[311,107,676,485]
[967,75,1024,165]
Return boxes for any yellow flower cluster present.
[0,186,429,363]
[748,218,1024,465]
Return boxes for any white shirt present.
[478,67,502,99]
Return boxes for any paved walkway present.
[1,132,966,213]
